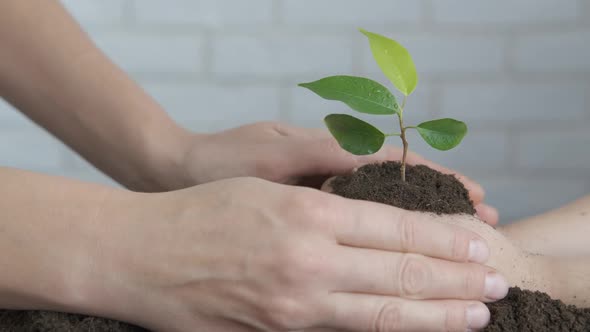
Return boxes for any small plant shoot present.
[299,29,467,181]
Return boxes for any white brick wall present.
[212,34,354,79]
[440,83,589,125]
[281,0,422,26]
[90,30,204,74]
[432,0,580,25]
[517,130,590,169]
[514,31,590,72]
[476,176,588,222]
[0,0,589,223]
[134,0,274,26]
[141,82,281,132]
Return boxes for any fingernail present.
[484,272,509,301]
[466,303,490,330]
[468,239,489,263]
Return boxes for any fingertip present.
[468,238,490,264]
[475,204,499,226]
[462,176,485,204]
[466,302,491,330]
[321,177,336,193]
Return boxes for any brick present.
[517,130,590,169]
[134,0,273,25]
[440,83,588,124]
[90,31,203,73]
[514,31,590,72]
[212,34,353,78]
[282,0,421,25]
[140,82,282,132]
[288,82,433,131]
[361,34,505,76]
[61,0,126,25]
[476,176,587,223]
[432,0,579,24]
[411,131,509,171]
[0,129,64,172]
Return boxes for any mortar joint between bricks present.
[200,29,216,79]
[271,0,283,26]
[122,0,136,27]
[420,0,435,29]
[277,80,292,123]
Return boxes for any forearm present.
[500,195,590,256]
[0,167,129,317]
[539,256,590,307]
[0,0,191,191]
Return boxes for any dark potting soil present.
[331,161,590,332]
[485,287,590,332]
[0,309,148,332]
[330,161,476,215]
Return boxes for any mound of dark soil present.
[331,161,475,215]
[331,161,590,332]
[0,310,147,332]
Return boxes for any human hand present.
[174,122,498,225]
[85,178,506,332]
[440,216,552,297]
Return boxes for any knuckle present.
[287,190,330,228]
[450,229,472,262]
[397,212,417,253]
[269,122,295,137]
[253,158,283,181]
[398,254,431,298]
[463,267,487,299]
[263,296,309,330]
[444,303,469,332]
[372,301,403,332]
[275,241,326,286]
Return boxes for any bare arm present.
[542,257,590,307]
[0,0,190,192]
[500,195,590,257]
[488,195,590,306]
[0,167,128,316]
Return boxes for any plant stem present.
[397,96,408,182]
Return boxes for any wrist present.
[73,190,192,328]
[0,182,134,318]
[67,189,155,324]
[527,255,558,299]
[132,120,196,192]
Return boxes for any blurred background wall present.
[1,0,589,223]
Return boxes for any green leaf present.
[324,114,385,155]
[360,28,418,96]
[299,76,399,115]
[416,118,467,151]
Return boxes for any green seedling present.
[299,29,467,181]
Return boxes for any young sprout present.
[299,29,467,182]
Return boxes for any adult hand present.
[175,122,498,225]
[85,178,506,332]
[439,216,553,301]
